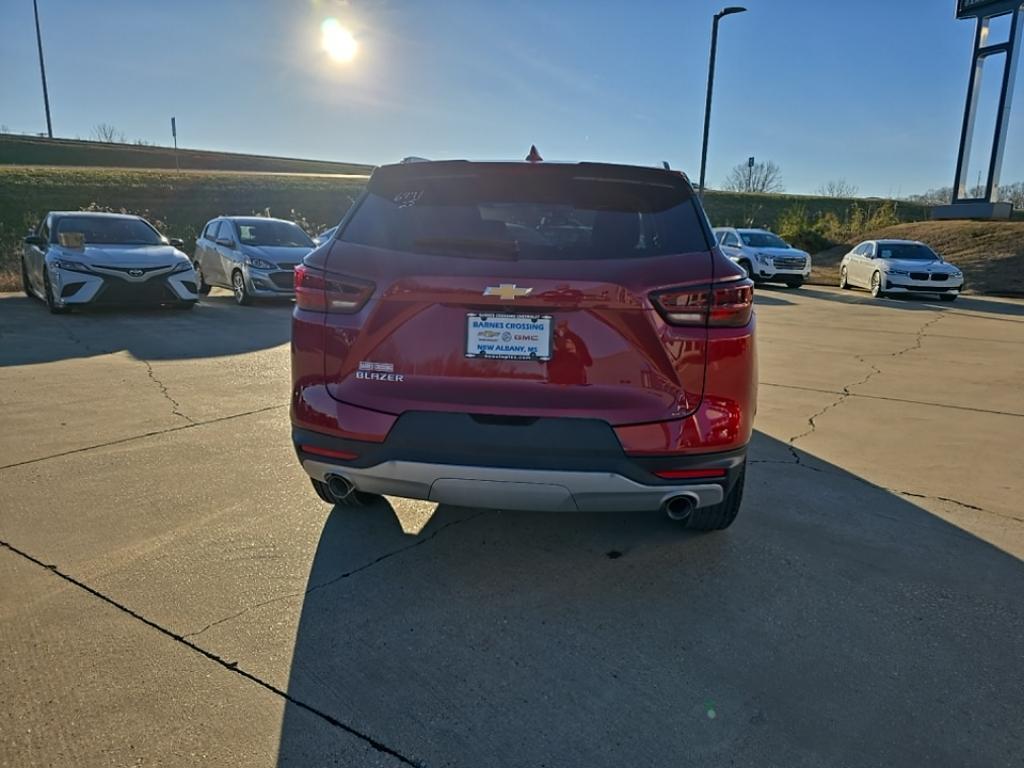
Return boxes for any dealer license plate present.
[465,314,552,361]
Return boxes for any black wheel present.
[738,260,754,280]
[173,300,197,310]
[194,262,212,295]
[686,463,745,532]
[939,294,957,302]
[232,270,253,306]
[43,267,70,314]
[785,277,804,289]
[310,478,382,507]
[870,271,885,299]
[21,258,34,299]
[839,266,850,290]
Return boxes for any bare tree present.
[907,187,954,206]
[816,179,859,198]
[998,181,1024,209]
[723,160,784,194]
[91,123,126,143]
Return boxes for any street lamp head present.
[716,6,748,19]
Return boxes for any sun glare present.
[321,18,358,63]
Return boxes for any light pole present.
[698,6,747,196]
[32,0,53,138]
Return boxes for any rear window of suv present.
[340,167,710,260]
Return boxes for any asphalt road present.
[1,287,1022,767]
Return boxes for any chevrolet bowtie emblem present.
[483,284,533,301]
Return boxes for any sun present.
[321,18,358,63]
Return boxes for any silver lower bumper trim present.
[301,459,725,512]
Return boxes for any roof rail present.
[400,156,431,164]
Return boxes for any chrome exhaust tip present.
[664,493,699,522]
[326,474,354,501]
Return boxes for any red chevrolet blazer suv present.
[291,157,757,530]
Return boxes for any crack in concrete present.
[140,359,196,424]
[0,405,287,472]
[897,491,1024,523]
[184,509,492,640]
[761,382,1024,419]
[49,313,194,425]
[750,454,1015,524]
[0,538,424,767]
[789,312,946,447]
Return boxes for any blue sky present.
[2,0,1022,196]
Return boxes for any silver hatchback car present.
[193,217,315,305]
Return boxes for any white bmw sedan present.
[839,239,964,301]
[21,212,198,313]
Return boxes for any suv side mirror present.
[24,234,46,248]
[216,237,236,249]
[169,238,185,248]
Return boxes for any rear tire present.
[310,478,382,507]
[685,463,745,532]
[173,300,197,310]
[939,294,957,302]
[839,266,850,290]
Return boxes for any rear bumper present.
[293,420,746,512]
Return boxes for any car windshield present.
[878,243,939,261]
[234,220,314,248]
[53,216,163,246]
[340,169,709,260]
[739,231,789,248]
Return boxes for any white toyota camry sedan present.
[839,239,964,301]
[21,212,198,313]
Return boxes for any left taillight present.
[652,278,754,328]
[294,264,374,314]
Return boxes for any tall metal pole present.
[698,7,746,196]
[698,15,720,196]
[32,0,53,138]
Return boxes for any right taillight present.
[294,264,374,313]
[652,278,753,328]
[708,279,754,327]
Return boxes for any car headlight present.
[52,258,93,273]
[888,269,909,276]
[951,270,963,278]
[171,260,194,273]
[756,252,773,265]
[245,256,276,270]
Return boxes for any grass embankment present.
[0,166,366,290]
[701,190,930,232]
[809,221,1024,295]
[0,134,373,176]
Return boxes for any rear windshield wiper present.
[412,237,519,261]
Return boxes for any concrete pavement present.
[1,287,1022,766]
